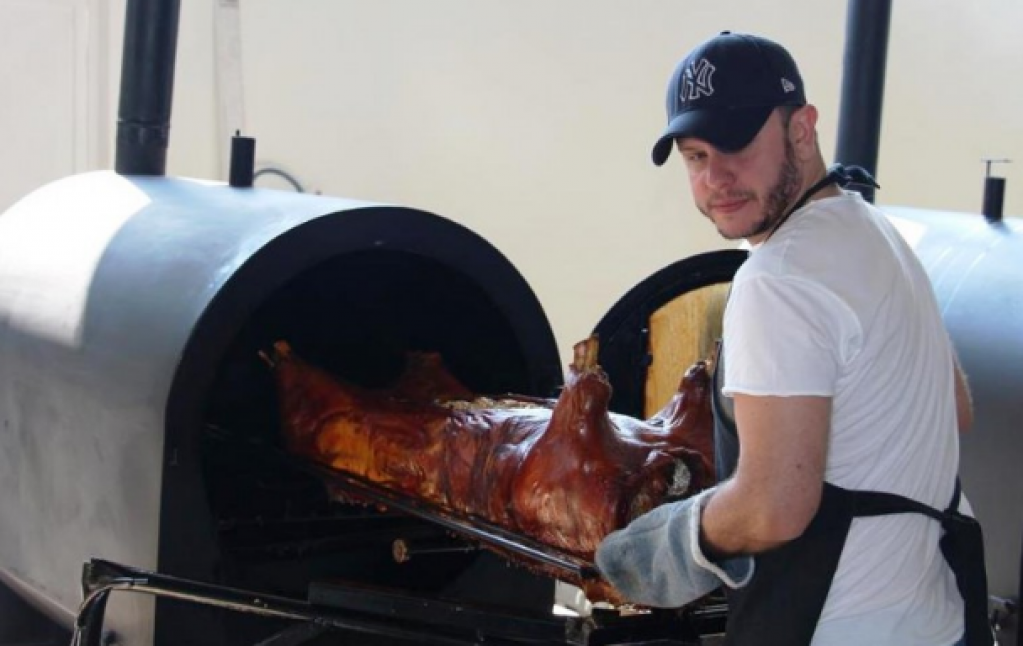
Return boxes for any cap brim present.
[651,106,775,166]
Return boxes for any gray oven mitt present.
[594,487,754,608]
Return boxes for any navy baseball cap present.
[651,31,806,166]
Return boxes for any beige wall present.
[208,0,848,363]
[0,0,108,209]
[11,0,1019,366]
[883,1,1023,213]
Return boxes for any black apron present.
[711,324,992,646]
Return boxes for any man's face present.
[676,109,803,244]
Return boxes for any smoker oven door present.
[594,249,747,419]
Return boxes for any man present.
[595,32,986,646]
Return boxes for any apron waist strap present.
[722,480,991,646]
[843,478,961,521]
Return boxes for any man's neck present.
[813,182,844,201]
[746,162,844,246]
[800,161,841,204]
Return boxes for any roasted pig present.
[266,336,715,603]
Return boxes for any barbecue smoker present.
[0,0,743,642]
[0,165,741,646]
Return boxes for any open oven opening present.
[197,248,559,615]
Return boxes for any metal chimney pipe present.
[115,0,182,176]
[834,0,892,203]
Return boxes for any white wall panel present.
[0,0,106,212]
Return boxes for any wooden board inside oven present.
[643,282,729,417]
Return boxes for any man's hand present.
[594,487,753,608]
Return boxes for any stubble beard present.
[710,139,803,241]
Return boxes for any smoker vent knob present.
[981,158,1011,221]
[230,130,256,188]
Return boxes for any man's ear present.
[788,105,819,158]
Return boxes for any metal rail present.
[72,558,572,646]
[71,559,715,646]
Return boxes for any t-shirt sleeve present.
[722,274,862,397]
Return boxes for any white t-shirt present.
[721,191,964,646]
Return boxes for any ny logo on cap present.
[681,58,715,103]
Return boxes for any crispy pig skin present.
[270,337,715,604]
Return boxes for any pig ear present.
[571,334,601,372]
